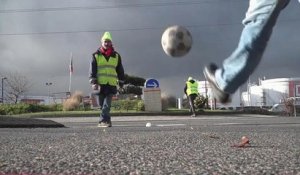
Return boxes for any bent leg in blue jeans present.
[215,0,290,94]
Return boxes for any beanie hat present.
[188,77,193,81]
[101,31,112,42]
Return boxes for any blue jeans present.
[98,93,113,122]
[215,0,291,94]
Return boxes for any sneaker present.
[107,121,112,127]
[203,63,231,104]
[97,121,112,128]
[191,113,196,117]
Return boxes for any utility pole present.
[46,82,53,105]
[69,52,73,94]
[1,77,7,103]
[205,80,209,109]
[294,86,297,117]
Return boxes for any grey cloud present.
[0,0,299,98]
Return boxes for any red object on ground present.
[231,136,250,148]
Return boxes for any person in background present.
[89,31,125,127]
[184,77,199,117]
[203,0,292,103]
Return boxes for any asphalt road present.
[0,114,299,174]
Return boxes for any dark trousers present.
[188,94,198,114]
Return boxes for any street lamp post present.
[46,82,53,105]
[1,77,7,103]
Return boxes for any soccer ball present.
[161,25,192,57]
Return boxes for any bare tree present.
[280,94,294,116]
[4,72,31,104]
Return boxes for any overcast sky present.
[0,0,299,98]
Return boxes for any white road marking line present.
[214,123,300,126]
[214,123,242,125]
[81,124,187,128]
[111,125,136,127]
[156,124,186,127]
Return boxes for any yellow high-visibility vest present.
[95,53,119,86]
[186,81,198,95]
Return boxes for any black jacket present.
[89,49,125,95]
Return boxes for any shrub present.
[48,104,63,111]
[136,100,145,111]
[111,99,144,111]
[0,103,59,115]
[194,95,207,109]
[62,91,83,111]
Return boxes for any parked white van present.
[269,103,300,113]
[269,104,286,112]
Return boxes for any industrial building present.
[198,77,300,109]
[241,77,300,107]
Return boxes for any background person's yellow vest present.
[95,54,119,86]
[186,81,198,95]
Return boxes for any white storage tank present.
[242,77,300,107]
[198,80,241,109]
